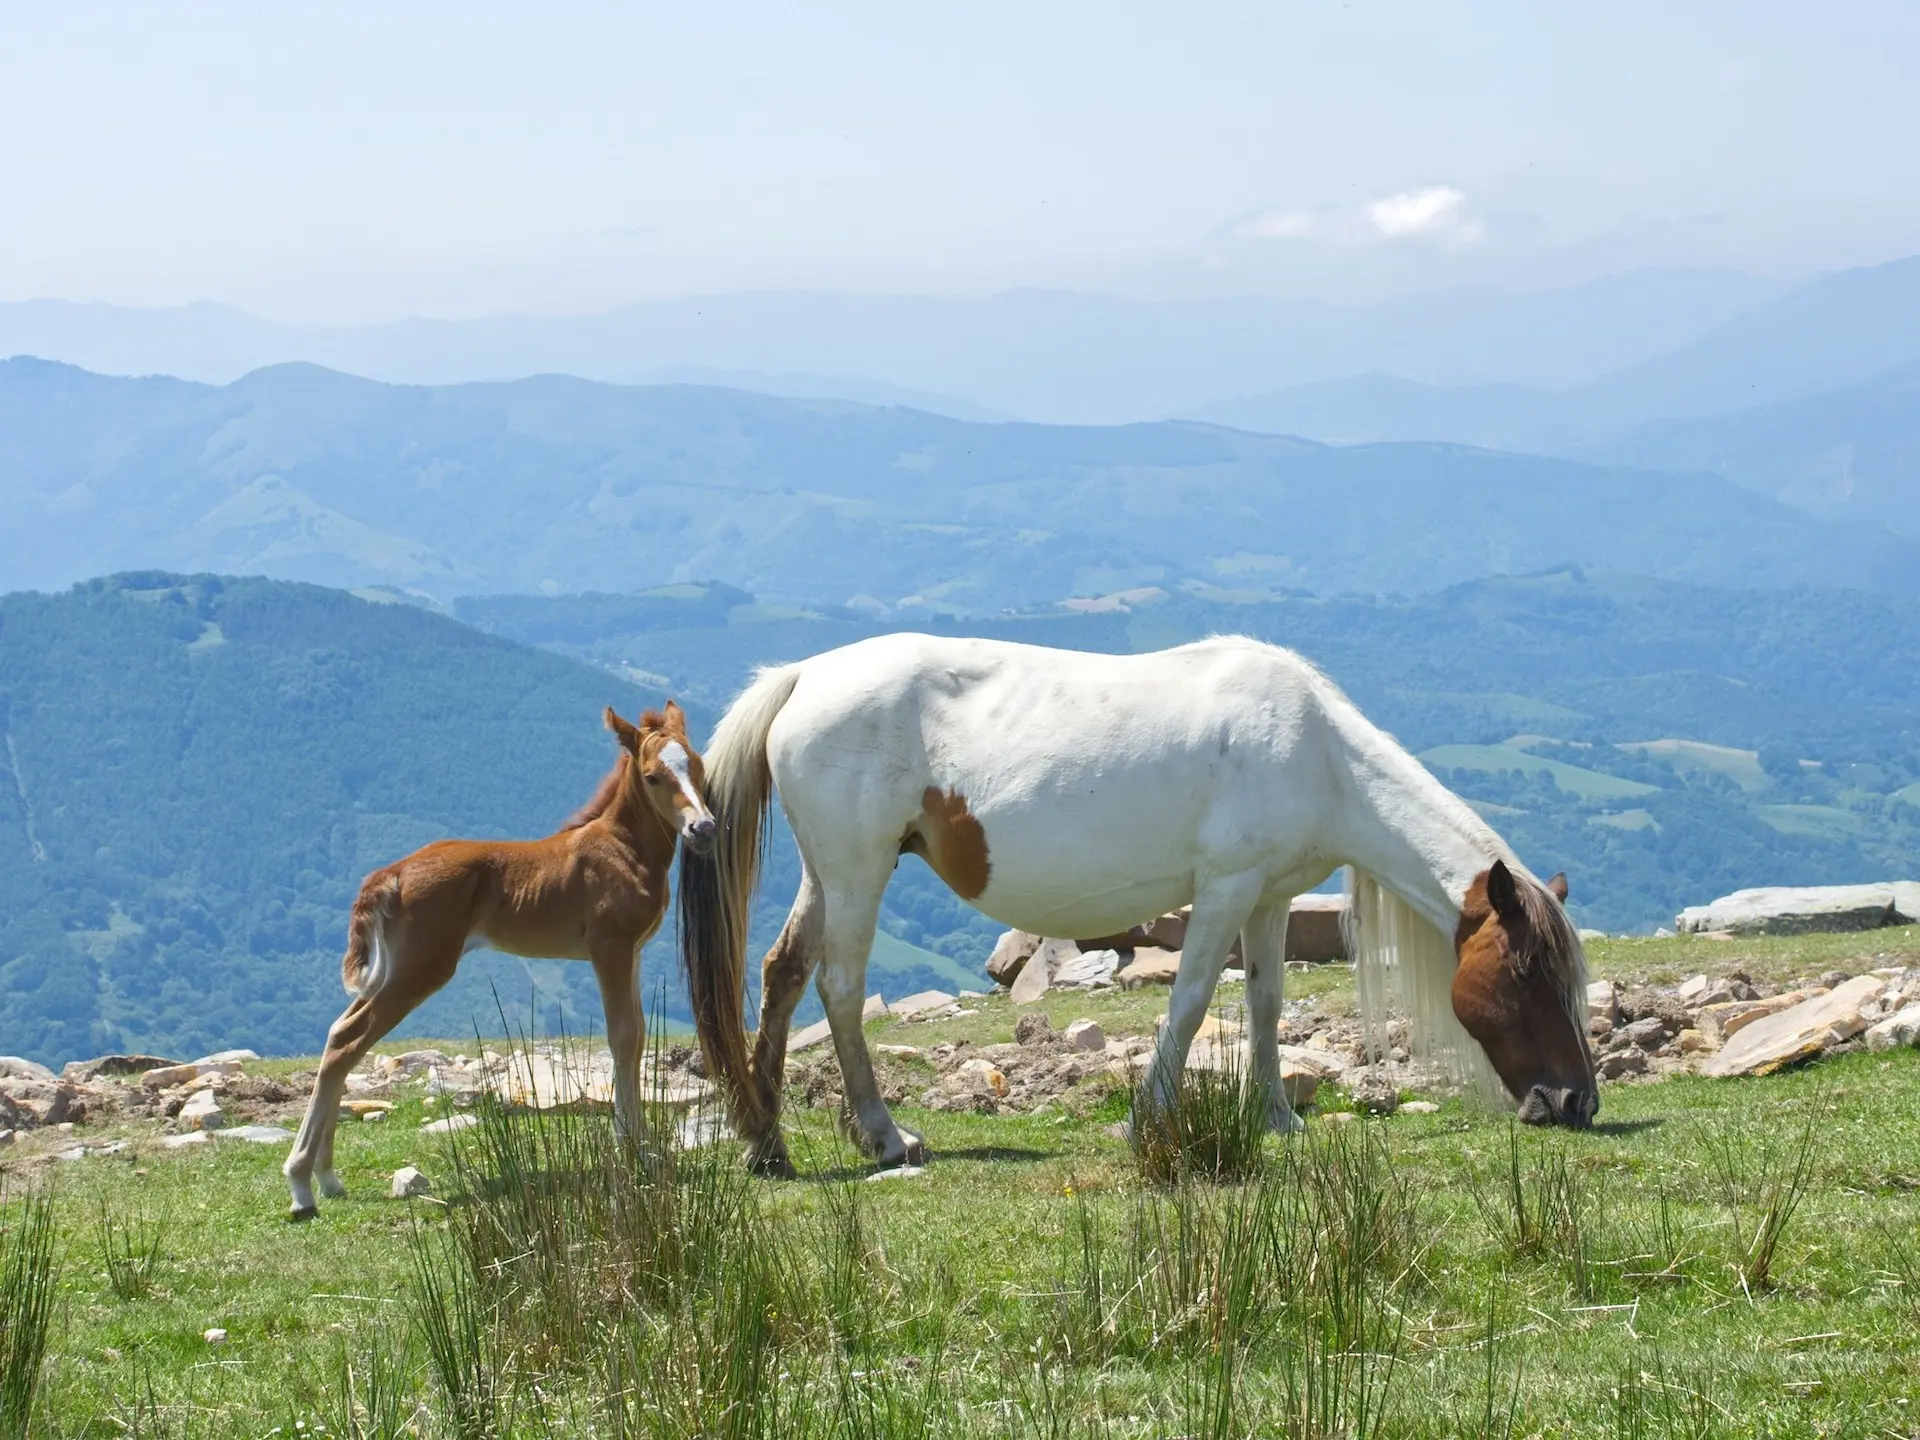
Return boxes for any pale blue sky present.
[3,1,1916,319]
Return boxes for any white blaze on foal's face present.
[651,738,717,852]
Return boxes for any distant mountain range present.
[0,267,1784,425]
[6,357,1918,608]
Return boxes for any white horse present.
[679,633,1596,1174]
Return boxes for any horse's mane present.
[564,753,632,830]
[1510,872,1591,1045]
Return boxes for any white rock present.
[177,1089,224,1131]
[986,929,1043,986]
[1063,1019,1106,1053]
[954,1059,1007,1097]
[1677,883,1915,936]
[203,1329,228,1346]
[214,1125,292,1144]
[1865,1002,1920,1052]
[787,1018,835,1056]
[1399,1100,1440,1115]
[862,994,887,1021]
[1677,974,1711,1003]
[422,1114,481,1136]
[875,1044,924,1059]
[193,1049,259,1066]
[1219,968,1246,984]
[0,1057,57,1083]
[1587,980,1620,1024]
[1056,948,1121,988]
[161,1132,210,1149]
[390,1166,433,1199]
[889,990,958,1019]
[1010,938,1081,1004]
[866,1165,925,1182]
[55,1145,88,1162]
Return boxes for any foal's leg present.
[815,870,922,1166]
[284,982,428,1219]
[1243,899,1304,1133]
[1138,871,1267,1116]
[590,937,644,1145]
[743,867,825,1177]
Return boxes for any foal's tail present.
[342,868,400,999]
[678,662,804,1131]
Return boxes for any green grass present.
[4,931,1920,1436]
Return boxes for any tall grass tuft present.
[409,1222,511,1440]
[96,1200,166,1302]
[1705,1100,1820,1293]
[1471,1121,1597,1296]
[1127,1026,1271,1186]
[0,1183,58,1440]
[322,1323,418,1440]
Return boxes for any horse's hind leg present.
[741,866,826,1177]
[1243,899,1304,1133]
[284,940,453,1219]
[815,868,922,1167]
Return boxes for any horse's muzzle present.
[685,818,718,855]
[1518,1084,1598,1129]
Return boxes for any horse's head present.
[1452,861,1598,1129]
[606,702,718,855]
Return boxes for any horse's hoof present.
[318,1172,347,1199]
[747,1145,796,1181]
[897,1130,928,1166]
[288,1205,320,1223]
[1269,1109,1306,1136]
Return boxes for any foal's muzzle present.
[1518,1084,1598,1129]
[685,817,718,855]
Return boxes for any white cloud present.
[1366,186,1471,238]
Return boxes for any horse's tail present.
[678,661,804,1131]
[342,869,400,999]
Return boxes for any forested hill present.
[0,574,688,1067]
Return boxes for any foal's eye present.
[645,771,667,785]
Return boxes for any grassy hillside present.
[6,358,1920,609]
[462,569,1920,935]
[0,574,976,1068]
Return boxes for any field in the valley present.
[4,929,1920,1438]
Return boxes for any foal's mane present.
[1508,871,1591,1042]
[563,753,633,830]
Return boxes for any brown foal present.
[284,703,714,1219]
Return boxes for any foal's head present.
[1452,862,1598,1129]
[605,702,718,855]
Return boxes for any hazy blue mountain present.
[6,358,1918,609]
[1590,362,1920,541]
[1187,253,1920,453]
[0,268,1782,424]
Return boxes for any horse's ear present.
[1546,871,1569,904]
[664,699,686,732]
[605,707,642,752]
[1486,859,1520,919]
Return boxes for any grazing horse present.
[284,703,715,1219]
[679,634,1596,1176]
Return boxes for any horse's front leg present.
[1137,871,1266,1118]
[816,872,922,1167]
[590,938,645,1147]
[1242,899,1304,1133]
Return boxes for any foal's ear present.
[1546,871,1570,904]
[605,707,642,752]
[1485,859,1520,919]
[663,699,686,733]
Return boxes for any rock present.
[203,1329,228,1347]
[1010,938,1079,1004]
[1063,1019,1105,1053]
[214,1125,292,1144]
[55,1146,88,1162]
[1620,1017,1672,1051]
[0,1129,12,1148]
[1676,884,1915,936]
[1278,1060,1321,1109]
[0,1079,78,1128]
[1578,928,1608,942]
[1587,980,1621,1025]
[889,990,958,1020]
[1677,974,1711,1003]
[1074,921,1157,952]
[788,1017,835,1056]
[953,1059,1008,1097]
[1698,988,1830,1041]
[141,1061,237,1092]
[390,1166,433,1199]
[61,1054,177,1081]
[862,994,887,1021]
[1399,1100,1440,1115]
[1350,1071,1400,1115]
[1701,976,1886,1078]
[1055,948,1120,987]
[177,1089,224,1131]
[1865,1002,1920,1052]
[194,1049,259,1066]
[1619,989,1690,1034]
[986,929,1042,984]
[1589,1016,1614,1041]
[1816,970,1854,992]
[0,1057,57,1083]
[1598,1049,1649,1080]
[340,1099,393,1119]
[1276,1043,1353,1081]
[866,1165,925,1182]
[161,1132,210,1149]
[423,1114,481,1135]
[1014,1013,1055,1047]
[1677,1029,1717,1055]
[875,1044,924,1060]
[1286,893,1349,964]
[1115,947,1182,987]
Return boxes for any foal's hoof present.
[288,1205,320,1223]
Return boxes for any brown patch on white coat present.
[900,785,992,900]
